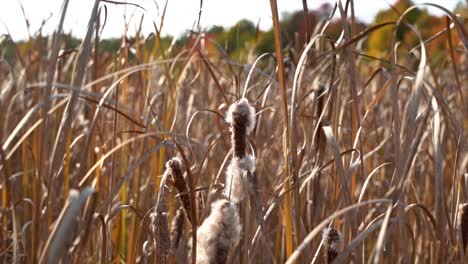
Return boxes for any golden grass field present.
[0,0,467,263]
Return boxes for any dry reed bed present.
[0,0,467,263]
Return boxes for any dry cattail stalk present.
[195,199,241,264]
[224,155,256,202]
[314,84,327,165]
[170,207,185,251]
[322,227,343,264]
[166,158,193,223]
[458,203,468,253]
[226,98,256,158]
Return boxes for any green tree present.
[256,29,275,54]
[219,19,256,54]
[367,0,421,56]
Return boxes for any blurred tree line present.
[368,0,468,63]
[1,0,467,63]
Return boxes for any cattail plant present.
[170,207,187,262]
[226,98,256,158]
[224,98,256,202]
[150,186,171,258]
[224,155,256,202]
[321,227,343,264]
[149,161,173,259]
[458,203,468,253]
[171,207,185,251]
[194,198,241,264]
[165,158,193,223]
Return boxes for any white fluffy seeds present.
[223,155,256,203]
[225,98,256,135]
[195,199,241,264]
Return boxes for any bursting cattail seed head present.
[226,98,256,158]
[195,199,241,264]
[458,203,468,252]
[226,98,256,135]
[322,227,343,264]
[224,155,256,203]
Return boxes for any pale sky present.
[0,0,463,41]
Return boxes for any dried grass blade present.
[39,187,94,263]
[268,0,294,258]
[322,126,351,205]
[286,199,392,264]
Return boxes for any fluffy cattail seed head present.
[224,155,256,203]
[226,98,256,158]
[195,199,241,264]
[458,203,468,252]
[322,227,343,264]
